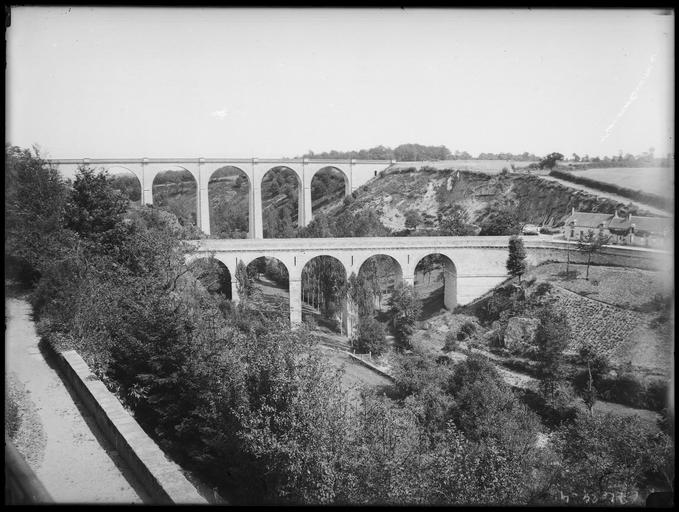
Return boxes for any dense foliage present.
[299,208,391,238]
[6,144,673,505]
[506,235,527,281]
[301,143,452,161]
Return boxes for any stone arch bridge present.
[47,157,395,238]
[187,236,669,337]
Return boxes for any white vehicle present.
[521,224,540,235]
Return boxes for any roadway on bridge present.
[5,296,150,504]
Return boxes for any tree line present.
[300,145,546,162]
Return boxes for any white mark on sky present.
[601,53,657,143]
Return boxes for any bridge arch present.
[104,165,142,205]
[207,166,251,238]
[260,166,302,238]
[188,256,232,300]
[310,166,350,216]
[357,254,404,314]
[152,166,198,226]
[301,255,348,333]
[246,256,291,320]
[414,253,457,314]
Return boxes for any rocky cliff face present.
[335,168,655,232]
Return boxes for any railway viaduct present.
[47,158,395,238]
[188,236,670,337]
[48,158,671,337]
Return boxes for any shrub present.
[532,282,553,298]
[644,379,669,411]
[459,319,477,338]
[355,316,388,356]
[517,388,578,428]
[5,393,21,439]
[443,331,459,352]
[598,373,643,407]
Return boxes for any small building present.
[562,208,672,248]
[562,209,613,241]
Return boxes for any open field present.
[392,159,534,174]
[525,262,672,310]
[568,167,674,198]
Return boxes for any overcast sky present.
[6,7,674,160]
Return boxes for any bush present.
[354,316,388,356]
[596,374,669,411]
[443,331,459,352]
[599,373,643,405]
[517,388,578,428]
[645,379,669,411]
[532,282,553,298]
[5,393,21,439]
[459,319,477,338]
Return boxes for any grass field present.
[568,167,674,198]
[392,159,534,174]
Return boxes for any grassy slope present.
[523,263,672,379]
[444,262,672,381]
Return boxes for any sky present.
[6,7,674,160]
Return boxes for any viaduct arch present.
[187,236,670,337]
[48,158,395,238]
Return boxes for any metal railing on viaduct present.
[47,157,395,238]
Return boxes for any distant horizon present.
[22,143,675,162]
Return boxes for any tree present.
[479,203,521,236]
[439,205,476,236]
[347,271,378,319]
[556,412,673,503]
[235,260,256,301]
[539,152,564,170]
[5,144,71,283]
[417,254,441,284]
[404,209,423,230]
[577,229,611,280]
[354,316,388,356]
[534,306,571,398]
[506,235,527,282]
[387,282,422,350]
[65,166,130,249]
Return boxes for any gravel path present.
[5,297,148,504]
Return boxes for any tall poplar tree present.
[506,235,527,282]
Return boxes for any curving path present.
[5,296,149,504]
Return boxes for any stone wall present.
[46,346,207,504]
